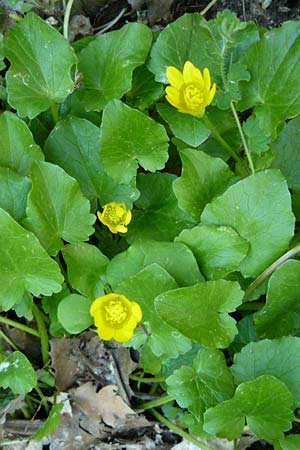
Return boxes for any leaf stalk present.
[32,303,49,366]
[230,101,255,174]
[149,408,214,450]
[0,316,39,337]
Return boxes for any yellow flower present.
[90,293,142,342]
[97,201,132,234]
[165,61,216,117]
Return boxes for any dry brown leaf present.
[50,338,80,391]
[72,382,134,426]
[72,382,149,430]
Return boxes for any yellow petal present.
[90,297,103,316]
[97,211,104,221]
[124,209,132,226]
[113,326,135,342]
[166,66,184,89]
[131,301,142,322]
[183,61,203,86]
[203,67,211,89]
[166,86,180,108]
[107,223,119,233]
[97,324,113,340]
[116,224,128,233]
[207,83,216,105]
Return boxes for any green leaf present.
[42,284,70,337]
[173,149,234,220]
[231,315,258,354]
[4,13,77,118]
[157,104,210,148]
[32,403,63,440]
[0,167,31,221]
[100,100,169,184]
[176,224,249,280]
[254,260,300,338]
[231,336,300,406]
[204,375,294,441]
[155,280,243,348]
[148,14,222,84]
[243,116,270,155]
[57,294,93,334]
[62,242,109,299]
[0,111,44,176]
[139,343,162,374]
[272,117,300,192]
[277,435,300,450]
[44,116,138,206]
[0,208,63,311]
[0,33,5,70]
[126,65,163,111]
[106,239,204,289]
[25,161,95,256]
[117,264,191,360]
[201,170,295,278]
[149,11,258,91]
[127,172,194,243]
[166,348,235,425]
[239,21,300,136]
[0,351,37,394]
[78,22,152,111]
[214,62,250,109]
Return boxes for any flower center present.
[105,300,128,325]
[104,205,126,225]
[182,83,204,109]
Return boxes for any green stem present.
[50,101,59,124]
[130,374,167,383]
[200,0,218,15]
[32,303,49,366]
[0,316,39,337]
[238,301,264,311]
[0,329,19,351]
[21,406,31,419]
[230,101,255,174]
[138,394,175,411]
[149,408,213,450]
[202,115,242,165]
[233,438,238,450]
[35,385,49,414]
[244,243,300,299]
[0,440,29,446]
[63,0,75,40]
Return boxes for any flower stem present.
[230,101,255,174]
[200,0,218,16]
[0,316,39,337]
[50,101,59,124]
[138,394,175,411]
[149,408,213,450]
[244,243,300,299]
[32,303,49,366]
[202,115,243,165]
[63,0,75,40]
[0,329,19,351]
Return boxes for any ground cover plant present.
[1,1,300,449]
